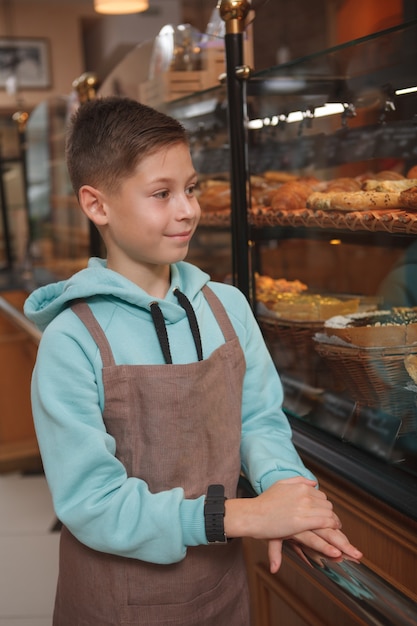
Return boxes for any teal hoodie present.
[24,257,315,565]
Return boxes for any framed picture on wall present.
[0,37,51,89]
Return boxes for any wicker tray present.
[250,206,417,234]
[258,315,333,388]
[199,206,417,235]
[314,339,417,433]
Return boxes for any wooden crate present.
[139,67,217,107]
[139,29,254,107]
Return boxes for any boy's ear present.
[78,185,108,226]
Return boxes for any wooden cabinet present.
[244,539,363,626]
[0,290,41,472]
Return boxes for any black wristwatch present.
[204,484,227,543]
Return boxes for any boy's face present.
[96,142,201,284]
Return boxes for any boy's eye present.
[186,183,197,196]
[154,190,170,199]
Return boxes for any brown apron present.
[53,286,251,625]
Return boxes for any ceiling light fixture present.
[94,0,149,14]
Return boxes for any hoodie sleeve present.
[209,283,316,493]
[31,314,206,564]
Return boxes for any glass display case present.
[162,21,417,511]
[244,21,417,497]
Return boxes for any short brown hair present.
[66,96,188,197]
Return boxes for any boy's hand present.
[267,528,363,574]
[225,477,341,541]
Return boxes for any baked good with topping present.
[324,308,417,346]
[306,190,403,212]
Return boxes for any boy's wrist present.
[224,496,256,539]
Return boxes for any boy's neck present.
[107,258,171,298]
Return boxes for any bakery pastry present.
[262,171,298,183]
[373,170,405,180]
[407,165,417,179]
[399,186,417,210]
[325,177,362,192]
[362,178,417,192]
[255,273,308,302]
[267,180,315,211]
[197,181,230,212]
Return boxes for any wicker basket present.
[314,338,417,433]
[258,315,333,388]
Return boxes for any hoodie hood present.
[24,257,210,332]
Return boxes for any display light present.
[94,0,149,14]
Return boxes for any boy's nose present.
[177,195,197,218]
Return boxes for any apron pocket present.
[121,553,251,626]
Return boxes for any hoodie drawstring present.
[150,289,203,365]
[150,302,173,365]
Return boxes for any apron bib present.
[54,286,251,625]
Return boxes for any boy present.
[25,96,361,625]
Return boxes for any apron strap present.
[71,300,116,367]
[70,286,237,367]
[202,285,238,342]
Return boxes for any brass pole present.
[72,72,100,104]
[218,0,253,304]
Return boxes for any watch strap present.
[204,484,227,543]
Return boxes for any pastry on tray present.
[261,293,360,322]
[255,273,360,322]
